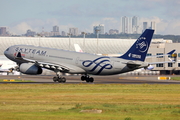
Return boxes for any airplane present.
[74,44,83,53]
[0,60,17,74]
[4,29,174,83]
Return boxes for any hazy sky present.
[1,0,180,35]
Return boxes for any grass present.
[171,77,180,81]
[0,84,180,120]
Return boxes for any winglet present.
[167,49,175,55]
[119,29,154,62]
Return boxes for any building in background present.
[109,29,119,34]
[142,21,156,33]
[132,16,139,34]
[93,24,105,34]
[61,31,66,36]
[51,26,60,36]
[121,16,129,34]
[53,26,59,32]
[69,28,78,36]
[121,16,140,34]
[142,22,148,33]
[26,29,36,37]
[150,21,156,34]
[0,27,6,35]
[120,16,156,34]
[0,27,9,36]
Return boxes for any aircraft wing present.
[148,52,176,65]
[149,61,175,65]
[15,52,80,72]
[122,61,148,68]
[123,59,175,69]
[0,69,10,72]
[146,49,175,58]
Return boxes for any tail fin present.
[119,29,154,61]
[74,44,83,52]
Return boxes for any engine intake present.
[19,63,42,75]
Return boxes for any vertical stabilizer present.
[119,29,154,61]
[74,44,83,52]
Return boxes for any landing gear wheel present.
[57,78,62,83]
[81,75,94,83]
[89,77,94,83]
[54,77,66,83]
[53,71,67,83]
[86,78,90,83]
[53,77,58,82]
[61,77,66,83]
[57,77,66,83]
[81,76,86,81]
[86,77,94,83]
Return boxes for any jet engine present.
[145,65,154,70]
[19,63,42,75]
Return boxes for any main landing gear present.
[53,71,66,83]
[81,74,94,83]
[52,71,94,83]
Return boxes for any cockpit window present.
[6,48,9,51]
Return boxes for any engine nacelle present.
[146,65,154,70]
[19,63,42,75]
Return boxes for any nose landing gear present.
[53,71,66,83]
[53,76,66,83]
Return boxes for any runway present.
[1,75,180,84]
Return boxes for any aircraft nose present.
[4,48,9,55]
[4,47,11,58]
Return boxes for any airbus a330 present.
[4,29,174,83]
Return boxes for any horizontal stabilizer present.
[167,49,175,55]
[146,49,176,58]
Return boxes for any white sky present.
[1,0,180,35]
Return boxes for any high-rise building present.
[53,26,59,32]
[132,16,139,34]
[121,16,129,34]
[0,27,7,36]
[142,22,148,33]
[69,28,78,36]
[150,21,156,34]
[93,24,105,34]
[51,26,60,36]
[121,16,140,34]
[61,31,66,36]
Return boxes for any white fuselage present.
[4,45,145,75]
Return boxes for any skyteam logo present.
[82,56,113,75]
[136,37,148,53]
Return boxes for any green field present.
[0,84,180,120]
[171,77,180,81]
